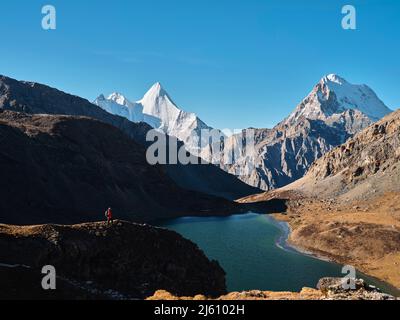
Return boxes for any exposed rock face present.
[316,277,396,300]
[0,75,260,200]
[148,288,323,300]
[148,277,397,300]
[214,75,391,190]
[293,109,400,200]
[93,75,391,192]
[0,110,237,225]
[0,221,227,299]
[220,116,355,190]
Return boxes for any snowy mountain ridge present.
[216,74,393,190]
[94,74,393,191]
[94,83,218,155]
[285,74,391,125]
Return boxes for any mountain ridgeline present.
[0,73,392,206]
[289,109,400,200]
[94,74,392,191]
[0,75,260,201]
[219,74,392,190]
[0,110,239,225]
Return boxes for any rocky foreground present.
[0,220,226,299]
[148,278,397,300]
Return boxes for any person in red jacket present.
[105,207,113,225]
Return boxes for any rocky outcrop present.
[0,220,227,299]
[148,288,323,300]
[220,116,356,190]
[148,277,397,300]
[292,109,400,200]
[316,277,397,300]
[0,110,238,225]
[0,264,110,300]
[0,75,260,200]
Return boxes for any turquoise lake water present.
[160,213,399,295]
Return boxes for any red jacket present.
[107,209,113,219]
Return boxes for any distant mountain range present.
[219,74,392,190]
[94,74,392,190]
[0,75,260,202]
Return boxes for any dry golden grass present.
[272,192,400,289]
[147,288,323,300]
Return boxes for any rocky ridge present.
[290,109,400,200]
[0,110,237,225]
[0,74,260,200]
[0,220,227,299]
[217,75,391,190]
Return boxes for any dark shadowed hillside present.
[0,220,227,299]
[0,75,260,200]
[0,110,238,225]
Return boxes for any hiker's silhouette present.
[105,207,113,225]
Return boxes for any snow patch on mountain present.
[285,74,392,125]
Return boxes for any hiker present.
[105,207,113,225]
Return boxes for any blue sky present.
[0,0,399,129]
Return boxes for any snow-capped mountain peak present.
[93,94,105,104]
[285,74,392,124]
[94,83,214,154]
[138,82,182,126]
[147,82,163,94]
[107,92,137,109]
[139,82,170,104]
[322,73,347,85]
[108,92,126,103]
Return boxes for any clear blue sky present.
[0,0,399,129]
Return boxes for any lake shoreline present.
[159,211,400,296]
[266,215,335,263]
[270,214,400,296]
[160,212,349,293]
